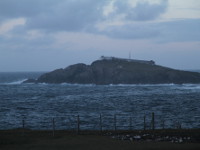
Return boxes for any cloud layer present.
[112,0,168,21]
[0,0,168,31]
[0,0,200,71]
[0,0,199,42]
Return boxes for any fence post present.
[114,114,117,131]
[52,118,55,137]
[177,121,182,129]
[151,112,155,130]
[143,115,146,131]
[100,114,102,132]
[179,122,182,129]
[22,119,25,129]
[77,115,80,134]
[22,119,25,136]
[162,120,165,130]
[129,117,132,130]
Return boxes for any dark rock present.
[23,57,200,84]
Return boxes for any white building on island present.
[100,56,155,65]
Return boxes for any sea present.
[0,72,200,130]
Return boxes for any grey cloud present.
[0,26,54,51]
[99,23,160,39]
[158,19,200,42]
[0,0,168,32]
[0,0,58,20]
[113,0,168,21]
[0,0,107,31]
[1,0,199,43]
[94,19,200,43]
[27,0,108,31]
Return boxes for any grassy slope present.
[32,59,200,84]
[1,130,200,150]
[92,59,200,84]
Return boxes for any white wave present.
[1,79,27,85]
[37,82,48,85]
[181,84,200,90]
[60,82,96,87]
[59,83,177,87]
[34,82,96,87]
[61,83,175,87]
[108,83,176,87]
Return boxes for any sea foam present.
[4,79,27,85]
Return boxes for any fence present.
[1,112,194,132]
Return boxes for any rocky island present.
[24,56,200,84]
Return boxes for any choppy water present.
[0,72,200,130]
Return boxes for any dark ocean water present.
[0,72,200,130]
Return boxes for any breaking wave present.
[0,79,27,85]
[108,83,176,87]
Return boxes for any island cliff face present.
[24,57,200,84]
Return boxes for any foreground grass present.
[0,129,200,150]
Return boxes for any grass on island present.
[0,129,200,150]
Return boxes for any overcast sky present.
[0,0,200,72]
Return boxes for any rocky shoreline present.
[108,129,200,143]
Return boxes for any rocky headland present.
[24,57,200,84]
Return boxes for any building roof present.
[100,56,155,65]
